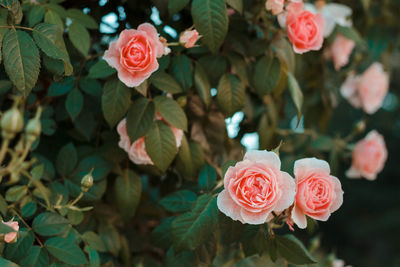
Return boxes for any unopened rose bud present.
[2,220,19,243]
[179,29,200,48]
[354,120,366,134]
[81,170,94,192]
[1,107,23,139]
[25,107,42,143]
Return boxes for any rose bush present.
[0,0,397,266]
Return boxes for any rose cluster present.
[217,150,344,228]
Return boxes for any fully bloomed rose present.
[117,117,183,165]
[217,150,296,225]
[346,130,387,181]
[291,158,343,229]
[340,63,389,114]
[326,34,355,70]
[179,29,200,48]
[286,3,325,54]
[103,23,165,87]
[3,220,19,243]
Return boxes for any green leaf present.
[171,55,193,91]
[194,63,211,108]
[240,225,268,257]
[5,185,28,202]
[114,169,142,220]
[216,74,245,117]
[79,77,102,97]
[66,8,98,29]
[0,222,16,234]
[0,194,8,216]
[81,231,107,252]
[0,0,22,24]
[336,25,364,46]
[227,52,249,86]
[134,79,148,96]
[168,0,190,15]
[4,230,34,261]
[126,97,155,142]
[226,0,243,14]
[150,71,183,94]
[153,95,188,131]
[68,22,90,56]
[253,55,281,97]
[172,194,218,252]
[0,257,18,267]
[32,212,69,236]
[198,163,216,191]
[28,5,46,27]
[151,217,175,249]
[44,10,64,31]
[20,246,50,267]
[272,36,295,73]
[275,234,316,265]
[56,142,78,176]
[45,237,88,265]
[99,223,121,257]
[2,29,40,95]
[85,246,100,267]
[145,121,178,172]
[47,77,74,97]
[88,59,116,78]
[32,23,72,75]
[160,190,197,212]
[191,0,229,53]
[65,88,83,121]
[22,202,37,219]
[102,78,131,128]
[287,72,303,124]
[175,136,205,178]
[74,156,112,181]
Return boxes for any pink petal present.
[217,190,244,223]
[240,208,270,225]
[244,150,281,170]
[294,157,330,179]
[274,171,296,212]
[138,23,164,58]
[291,205,307,229]
[329,175,344,213]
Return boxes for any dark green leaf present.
[114,169,142,219]
[66,8,97,29]
[171,55,193,91]
[22,202,37,219]
[2,29,40,95]
[194,63,211,108]
[198,163,216,191]
[275,234,316,265]
[102,79,131,128]
[32,212,69,236]
[145,121,178,171]
[47,77,74,97]
[160,190,197,212]
[153,95,187,131]
[81,231,107,252]
[56,142,77,176]
[45,237,88,265]
[287,72,303,124]
[74,155,112,181]
[0,257,18,267]
[226,0,243,14]
[0,0,22,24]
[191,0,229,53]
[79,77,102,97]
[126,97,155,142]
[172,194,218,252]
[88,59,116,79]
[150,71,183,94]
[65,88,83,121]
[28,5,46,27]
[44,9,64,31]
[253,55,281,97]
[85,246,100,267]
[5,185,28,202]
[68,22,90,56]
[4,230,35,261]
[151,217,175,249]
[0,222,16,234]
[99,223,121,257]
[216,74,245,117]
[20,246,50,267]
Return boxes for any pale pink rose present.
[179,29,200,48]
[286,2,325,54]
[358,63,389,114]
[346,130,387,181]
[103,23,164,87]
[266,0,284,15]
[217,150,296,225]
[329,34,355,70]
[340,63,389,114]
[3,220,19,243]
[117,117,183,165]
[291,158,343,229]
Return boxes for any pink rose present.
[340,63,389,114]
[286,2,325,54]
[3,220,19,243]
[117,117,183,165]
[179,29,200,49]
[328,34,355,70]
[266,0,284,15]
[346,130,387,181]
[217,150,296,224]
[291,158,343,229]
[103,23,164,87]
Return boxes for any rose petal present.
[291,205,307,229]
[274,171,296,212]
[243,150,281,170]
[217,190,244,223]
